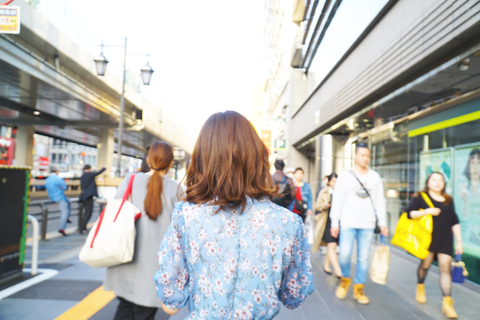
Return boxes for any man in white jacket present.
[330,143,389,304]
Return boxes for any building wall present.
[290,0,480,146]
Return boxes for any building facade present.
[263,0,480,284]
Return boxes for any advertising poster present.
[419,148,453,195]
[453,144,480,258]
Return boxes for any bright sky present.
[65,0,265,141]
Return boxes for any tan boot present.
[416,283,426,303]
[335,277,351,300]
[353,284,370,304]
[442,296,458,319]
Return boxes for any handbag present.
[451,254,468,283]
[293,186,308,214]
[349,170,380,234]
[294,199,308,213]
[391,192,433,260]
[79,174,141,268]
[370,235,390,285]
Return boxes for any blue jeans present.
[57,198,71,230]
[339,227,374,284]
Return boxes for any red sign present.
[39,156,49,168]
[0,137,14,165]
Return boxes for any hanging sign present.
[0,6,20,34]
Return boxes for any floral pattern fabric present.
[154,197,314,319]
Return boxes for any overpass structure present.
[0,0,193,174]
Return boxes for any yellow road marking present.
[54,286,115,320]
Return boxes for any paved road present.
[2,232,480,319]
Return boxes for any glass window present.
[51,153,56,163]
[307,0,388,88]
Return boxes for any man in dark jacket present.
[80,164,106,233]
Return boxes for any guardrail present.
[27,198,103,240]
[29,179,80,193]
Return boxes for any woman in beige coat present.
[313,173,342,278]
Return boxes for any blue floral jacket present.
[154,197,314,319]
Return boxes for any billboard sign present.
[0,6,20,34]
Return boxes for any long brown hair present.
[185,111,276,211]
[421,172,452,205]
[144,141,173,219]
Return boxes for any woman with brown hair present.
[406,172,463,319]
[154,111,314,319]
[104,141,180,320]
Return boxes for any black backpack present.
[272,176,294,208]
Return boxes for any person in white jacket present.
[330,143,389,305]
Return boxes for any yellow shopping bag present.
[391,193,433,260]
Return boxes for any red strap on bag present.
[114,174,136,222]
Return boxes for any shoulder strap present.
[420,192,435,208]
[349,170,376,214]
[122,174,136,202]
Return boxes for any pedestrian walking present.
[271,159,295,209]
[285,167,295,179]
[155,111,314,318]
[318,173,342,278]
[104,141,179,320]
[45,167,71,236]
[407,172,463,319]
[289,167,313,222]
[330,143,388,304]
[79,164,106,234]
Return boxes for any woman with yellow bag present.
[406,172,463,319]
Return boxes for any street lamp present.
[94,37,154,177]
[94,53,109,76]
[140,63,154,86]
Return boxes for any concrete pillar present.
[97,128,114,176]
[14,125,35,167]
[290,69,309,111]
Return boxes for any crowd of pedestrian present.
[44,110,466,319]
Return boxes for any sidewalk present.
[1,234,480,319]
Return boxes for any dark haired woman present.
[406,172,462,319]
[155,111,314,318]
[320,173,342,278]
[104,141,179,320]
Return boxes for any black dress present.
[323,194,339,244]
[406,193,460,257]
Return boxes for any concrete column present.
[290,69,309,111]
[97,128,114,176]
[14,125,35,167]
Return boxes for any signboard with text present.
[0,6,20,34]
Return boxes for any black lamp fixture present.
[94,53,109,76]
[140,63,154,86]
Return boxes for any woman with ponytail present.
[104,141,180,320]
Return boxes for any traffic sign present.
[0,6,20,34]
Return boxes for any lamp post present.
[94,37,154,177]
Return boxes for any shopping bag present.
[451,254,468,284]
[370,236,390,285]
[391,192,433,260]
[305,215,314,244]
[79,175,141,268]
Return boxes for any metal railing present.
[27,198,103,240]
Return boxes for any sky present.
[64,0,266,142]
